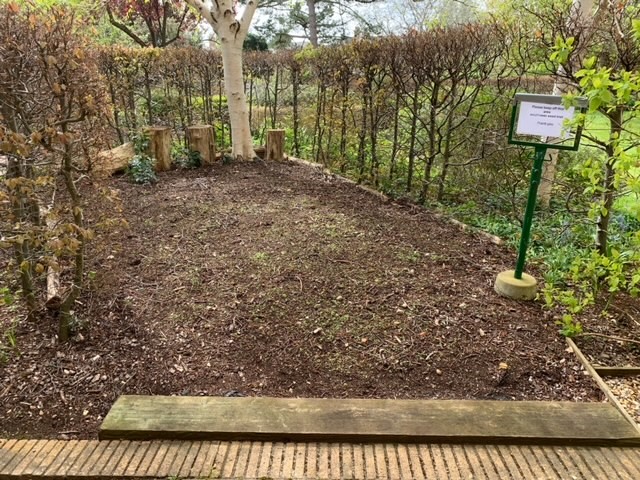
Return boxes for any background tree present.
[105,0,196,47]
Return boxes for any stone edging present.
[284,156,503,246]
[567,337,640,433]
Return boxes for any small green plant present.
[172,143,202,169]
[252,251,270,264]
[128,154,157,184]
[127,131,157,184]
[1,287,15,306]
[556,314,583,337]
[0,320,19,365]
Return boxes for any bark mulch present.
[0,160,602,439]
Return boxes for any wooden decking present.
[2,438,640,479]
[100,396,640,446]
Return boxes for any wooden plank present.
[42,440,80,476]
[395,444,413,480]
[100,395,640,445]
[18,439,57,477]
[133,441,159,477]
[280,442,295,479]
[86,440,121,476]
[156,440,183,478]
[450,445,473,480]
[220,441,242,479]
[305,442,318,479]
[351,444,365,480]
[123,441,152,477]
[206,440,227,479]
[429,444,449,479]
[475,444,505,479]
[0,440,30,475]
[539,446,574,479]
[56,441,94,477]
[594,366,640,377]
[256,441,272,478]
[363,443,376,479]
[6,440,47,476]
[461,445,489,480]
[441,444,462,480]
[0,439,20,472]
[110,441,141,477]
[505,445,536,478]
[63,440,100,477]
[245,442,263,479]
[330,443,342,479]
[177,441,202,477]
[385,444,400,480]
[608,447,640,479]
[144,440,171,478]
[270,441,284,478]
[568,338,640,434]
[555,446,593,479]
[166,440,193,476]
[188,441,218,478]
[293,442,306,479]
[492,445,523,480]
[406,444,426,480]
[30,440,67,476]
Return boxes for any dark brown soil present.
[0,160,602,439]
[573,300,640,368]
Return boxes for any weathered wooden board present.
[100,396,640,446]
[594,366,640,377]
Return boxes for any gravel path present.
[606,377,640,427]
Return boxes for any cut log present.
[146,127,172,172]
[42,208,62,309]
[186,125,216,166]
[94,142,134,176]
[266,129,285,161]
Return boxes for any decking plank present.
[7,440,47,477]
[30,440,67,476]
[17,439,57,477]
[99,395,640,445]
[0,440,30,475]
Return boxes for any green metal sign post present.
[494,93,587,300]
[514,145,547,279]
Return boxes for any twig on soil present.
[328,257,354,264]
[578,332,640,346]
[609,304,640,328]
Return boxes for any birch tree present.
[185,0,258,159]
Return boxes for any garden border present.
[567,337,640,433]
[285,156,504,246]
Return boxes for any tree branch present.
[105,3,149,47]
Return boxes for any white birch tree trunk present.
[186,0,257,160]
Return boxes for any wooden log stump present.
[186,125,216,166]
[146,127,172,172]
[266,129,285,161]
[95,142,134,177]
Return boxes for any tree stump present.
[146,127,172,172]
[266,129,285,161]
[186,125,216,166]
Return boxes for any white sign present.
[516,102,575,138]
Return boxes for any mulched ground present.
[573,300,640,368]
[0,159,602,439]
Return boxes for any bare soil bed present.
[0,160,601,439]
